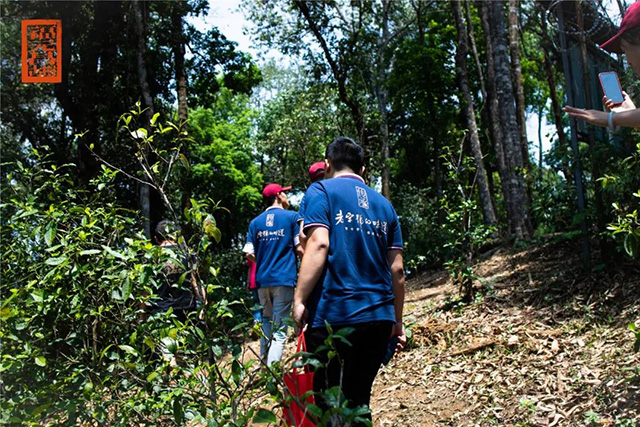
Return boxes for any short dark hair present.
[264,195,277,206]
[325,137,364,173]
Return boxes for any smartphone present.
[382,336,399,365]
[598,71,624,105]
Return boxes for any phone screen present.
[599,72,624,104]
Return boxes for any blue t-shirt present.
[302,174,403,328]
[246,207,300,288]
[298,196,307,222]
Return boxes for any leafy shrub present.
[0,146,266,425]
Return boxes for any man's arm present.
[292,226,329,331]
[388,249,406,349]
[245,252,256,263]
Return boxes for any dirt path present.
[371,240,640,426]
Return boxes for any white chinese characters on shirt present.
[334,209,387,237]
[256,229,286,241]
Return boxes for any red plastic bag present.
[283,333,316,427]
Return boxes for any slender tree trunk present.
[465,1,486,103]
[537,104,543,183]
[294,1,370,156]
[479,1,511,232]
[132,0,155,122]
[453,0,497,226]
[467,0,498,216]
[434,134,444,225]
[508,0,529,168]
[171,2,192,230]
[488,0,530,240]
[133,0,157,239]
[375,1,391,199]
[539,6,572,183]
[575,1,612,260]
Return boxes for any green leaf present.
[179,153,189,172]
[208,226,222,244]
[80,249,101,256]
[31,290,44,302]
[45,256,67,266]
[102,245,127,261]
[118,345,138,356]
[35,356,46,367]
[121,278,132,300]
[44,223,56,246]
[150,112,160,126]
[624,234,638,258]
[144,336,155,349]
[0,306,16,321]
[252,408,277,424]
[173,397,183,424]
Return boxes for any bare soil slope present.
[372,239,640,426]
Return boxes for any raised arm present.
[563,105,640,129]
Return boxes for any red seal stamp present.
[21,19,62,83]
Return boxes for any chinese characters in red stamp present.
[21,19,62,83]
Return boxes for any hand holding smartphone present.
[598,72,624,105]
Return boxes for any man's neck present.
[332,170,364,181]
[267,203,284,210]
[333,169,357,178]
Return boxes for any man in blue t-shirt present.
[243,183,301,366]
[293,137,406,422]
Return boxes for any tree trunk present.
[539,6,572,184]
[508,0,529,169]
[132,0,158,239]
[452,0,497,226]
[478,1,511,231]
[575,1,613,260]
[465,1,487,103]
[171,2,192,230]
[375,1,391,199]
[488,0,530,240]
[294,1,370,157]
[172,5,188,123]
[537,103,543,183]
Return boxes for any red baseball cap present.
[600,1,640,54]
[309,161,325,182]
[262,183,292,199]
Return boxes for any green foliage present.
[189,94,264,245]
[0,117,267,424]
[254,65,341,190]
[628,322,640,353]
[599,142,640,258]
[392,182,451,271]
[530,167,577,234]
[440,142,495,301]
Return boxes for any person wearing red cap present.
[243,183,301,366]
[297,161,326,251]
[308,161,326,184]
[564,1,640,129]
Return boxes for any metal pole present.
[557,1,591,269]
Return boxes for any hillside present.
[372,239,640,426]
